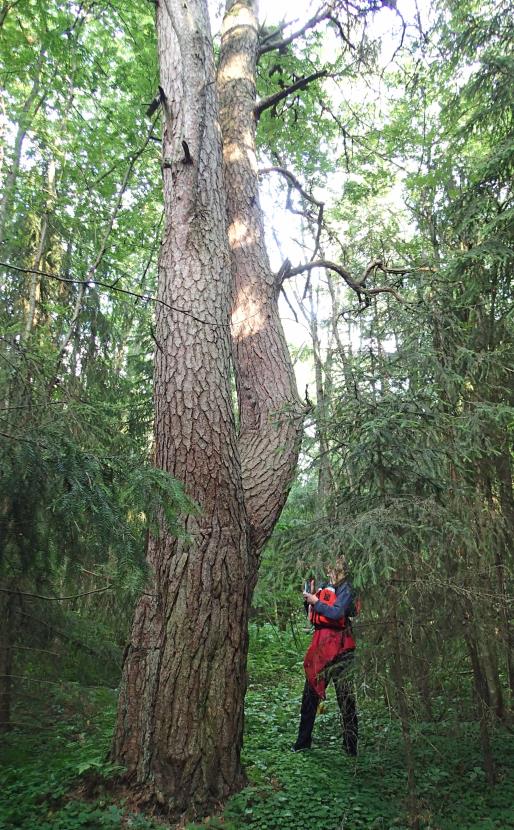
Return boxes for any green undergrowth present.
[216,687,514,830]
[0,624,513,830]
[0,684,159,830]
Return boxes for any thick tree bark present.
[112,0,249,811]
[218,0,303,576]
[112,0,303,813]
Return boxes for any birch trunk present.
[0,49,46,249]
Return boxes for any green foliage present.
[0,686,161,829]
[2,625,512,830]
[0,0,195,711]
[251,3,514,818]
[215,627,514,830]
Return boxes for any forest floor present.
[0,624,513,830]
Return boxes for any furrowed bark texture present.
[113,0,303,813]
[218,0,303,571]
[112,0,249,810]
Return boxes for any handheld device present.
[303,576,316,624]
[303,577,315,595]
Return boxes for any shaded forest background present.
[0,0,513,828]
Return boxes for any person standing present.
[292,558,358,755]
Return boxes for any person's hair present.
[330,556,348,584]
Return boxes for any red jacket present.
[304,581,356,697]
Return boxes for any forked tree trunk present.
[112,0,302,813]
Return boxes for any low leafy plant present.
[1,624,513,830]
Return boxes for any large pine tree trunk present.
[112,0,249,811]
[218,0,303,576]
[112,0,302,813]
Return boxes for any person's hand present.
[303,591,318,605]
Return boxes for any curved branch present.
[259,165,323,208]
[0,261,220,328]
[0,585,112,601]
[259,165,324,260]
[280,258,408,304]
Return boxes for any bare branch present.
[260,165,325,261]
[0,260,279,331]
[275,257,292,288]
[259,166,323,208]
[362,259,413,283]
[321,98,409,173]
[0,585,112,601]
[280,284,299,324]
[0,429,48,448]
[311,204,324,263]
[280,258,408,304]
[0,675,64,685]
[326,14,356,51]
[258,7,330,57]
[254,70,328,120]
[386,7,408,68]
[0,261,220,328]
